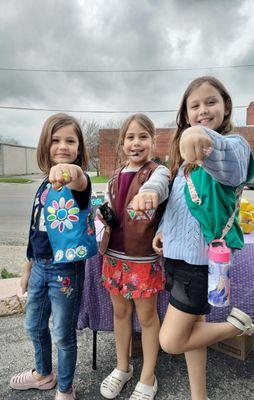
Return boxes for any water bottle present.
[208,239,231,307]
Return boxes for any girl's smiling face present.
[50,125,79,166]
[123,120,154,167]
[186,82,229,131]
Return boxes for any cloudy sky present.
[1,0,254,147]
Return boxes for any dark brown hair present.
[115,113,156,168]
[37,113,88,175]
[169,76,233,178]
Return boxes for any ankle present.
[32,370,47,381]
[116,364,130,373]
[58,388,73,394]
[139,374,155,386]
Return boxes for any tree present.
[82,120,100,176]
[0,135,20,145]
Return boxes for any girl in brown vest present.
[99,114,169,399]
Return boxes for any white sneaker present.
[100,365,133,399]
[227,307,254,336]
[129,376,157,399]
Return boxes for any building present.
[0,143,40,176]
[99,102,254,177]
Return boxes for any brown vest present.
[99,161,167,256]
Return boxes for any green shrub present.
[1,268,19,279]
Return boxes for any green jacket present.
[184,154,254,249]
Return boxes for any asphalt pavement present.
[0,313,254,400]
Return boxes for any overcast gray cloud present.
[0,0,254,146]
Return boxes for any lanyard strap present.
[186,174,241,240]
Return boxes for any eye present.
[189,104,198,110]
[51,138,59,143]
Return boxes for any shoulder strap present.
[186,173,240,240]
[168,175,175,197]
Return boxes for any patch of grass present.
[1,268,19,279]
[0,177,32,183]
[90,176,108,183]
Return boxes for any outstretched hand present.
[49,164,86,191]
[179,126,213,166]
[132,192,159,212]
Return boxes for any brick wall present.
[247,102,254,125]
[99,105,254,176]
[234,126,254,152]
[99,129,119,177]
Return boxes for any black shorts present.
[164,258,211,315]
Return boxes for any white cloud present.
[0,0,253,146]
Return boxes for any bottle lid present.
[209,239,231,262]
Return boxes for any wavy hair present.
[37,113,88,175]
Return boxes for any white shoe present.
[100,365,133,399]
[129,376,157,399]
[227,307,254,336]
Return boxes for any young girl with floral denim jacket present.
[10,113,97,400]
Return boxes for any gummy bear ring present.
[62,171,70,181]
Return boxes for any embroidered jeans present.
[25,258,85,392]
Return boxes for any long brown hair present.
[114,113,156,168]
[37,113,88,175]
[169,76,233,178]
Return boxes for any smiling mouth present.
[198,118,212,124]
[130,150,142,156]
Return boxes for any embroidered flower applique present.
[47,197,79,233]
[57,275,73,297]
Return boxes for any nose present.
[59,140,67,148]
[199,104,208,115]
[133,137,141,146]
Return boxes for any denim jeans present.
[25,258,85,392]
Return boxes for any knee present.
[54,335,77,351]
[159,330,183,355]
[138,310,159,329]
[25,324,50,343]
[53,327,76,350]
[113,305,133,321]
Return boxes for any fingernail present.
[203,147,212,156]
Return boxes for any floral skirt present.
[102,255,165,299]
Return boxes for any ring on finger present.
[62,171,70,181]
[145,199,152,204]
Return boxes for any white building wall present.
[0,144,40,175]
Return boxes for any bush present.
[1,268,19,279]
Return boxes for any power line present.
[0,105,248,114]
[0,64,254,73]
